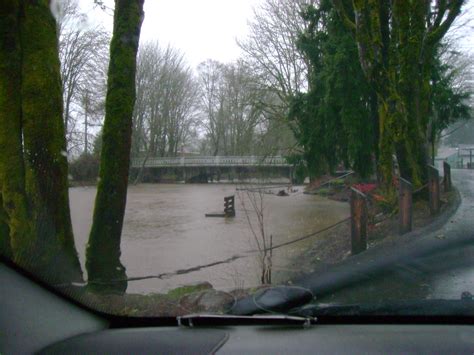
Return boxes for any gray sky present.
[78,0,473,69]
[79,0,262,68]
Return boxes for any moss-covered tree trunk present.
[0,195,12,258]
[334,0,463,190]
[0,0,32,263]
[20,0,82,283]
[0,0,83,283]
[86,0,145,293]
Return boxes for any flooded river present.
[70,184,349,294]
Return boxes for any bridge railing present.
[130,155,290,168]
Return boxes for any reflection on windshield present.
[0,0,473,317]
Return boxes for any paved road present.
[316,168,474,304]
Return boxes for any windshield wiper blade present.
[177,314,316,327]
[295,299,474,317]
[230,285,314,315]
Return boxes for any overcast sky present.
[78,0,473,69]
[79,0,262,68]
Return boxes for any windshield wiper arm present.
[177,314,316,327]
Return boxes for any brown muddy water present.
[70,184,349,294]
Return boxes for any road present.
[316,168,474,304]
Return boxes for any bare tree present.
[56,0,110,156]
[238,0,313,118]
[197,60,265,156]
[237,187,273,284]
[197,59,226,156]
[132,42,199,182]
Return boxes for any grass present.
[330,179,346,187]
[166,284,212,299]
[316,187,331,196]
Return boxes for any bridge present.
[130,156,293,183]
[130,155,290,168]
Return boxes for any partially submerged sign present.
[205,195,236,218]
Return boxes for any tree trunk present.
[86,0,145,293]
[20,0,82,283]
[0,0,31,262]
[0,194,12,259]
[133,147,151,185]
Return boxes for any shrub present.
[69,153,100,182]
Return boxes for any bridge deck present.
[130,156,290,168]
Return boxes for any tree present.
[131,42,199,183]
[429,44,472,161]
[86,0,145,292]
[333,0,465,188]
[197,60,265,156]
[238,0,311,116]
[132,43,199,160]
[237,187,273,285]
[238,0,313,161]
[288,1,375,179]
[56,0,110,155]
[0,0,82,283]
[0,0,30,261]
[197,59,226,156]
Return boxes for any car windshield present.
[0,0,473,319]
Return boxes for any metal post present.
[428,165,440,215]
[443,161,451,192]
[398,177,412,235]
[350,188,368,255]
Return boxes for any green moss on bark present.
[20,0,82,283]
[337,0,463,190]
[86,0,145,293]
[0,193,12,258]
[0,0,34,263]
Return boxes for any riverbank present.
[281,186,459,284]
[61,179,460,317]
[228,175,463,315]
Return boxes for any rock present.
[186,281,213,290]
[277,189,289,196]
[166,282,213,300]
[179,290,235,313]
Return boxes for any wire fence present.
[244,217,351,254]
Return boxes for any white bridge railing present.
[130,155,290,168]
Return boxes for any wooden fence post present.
[351,188,367,255]
[443,161,451,192]
[399,177,412,235]
[428,165,440,215]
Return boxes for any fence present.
[350,163,451,254]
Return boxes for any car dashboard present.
[1,262,474,354]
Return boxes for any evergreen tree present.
[333,0,464,188]
[288,0,375,179]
